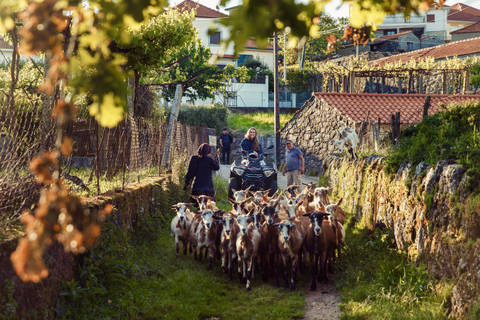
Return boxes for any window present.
[427,14,435,22]
[210,32,221,45]
[237,54,253,66]
[407,42,413,51]
[386,31,396,35]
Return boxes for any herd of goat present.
[170,183,346,292]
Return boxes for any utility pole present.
[283,32,287,81]
[274,32,280,168]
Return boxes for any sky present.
[171,0,480,19]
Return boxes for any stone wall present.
[0,176,174,318]
[323,155,480,318]
[279,97,357,174]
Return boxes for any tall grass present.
[336,218,451,320]
[228,111,295,135]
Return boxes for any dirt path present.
[302,281,342,320]
[218,165,343,319]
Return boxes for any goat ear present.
[296,200,304,207]
[185,203,194,207]
[261,195,269,203]
[337,198,343,206]
[191,195,199,200]
[232,188,237,194]
[303,213,311,218]
[228,198,236,205]
[170,205,177,210]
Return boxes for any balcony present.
[382,16,426,25]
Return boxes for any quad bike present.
[227,145,277,200]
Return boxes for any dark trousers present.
[221,146,231,164]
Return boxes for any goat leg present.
[309,253,317,291]
[246,259,252,291]
[175,242,180,260]
[290,258,297,291]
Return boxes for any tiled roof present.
[448,9,480,22]
[244,38,274,50]
[370,37,480,66]
[450,3,480,16]
[373,31,413,43]
[0,37,12,49]
[309,92,480,124]
[175,0,226,18]
[451,20,480,33]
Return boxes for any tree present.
[305,13,345,61]
[239,57,274,92]
[152,38,250,104]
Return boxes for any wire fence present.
[0,107,208,222]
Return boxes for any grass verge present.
[228,111,295,135]
[336,217,452,320]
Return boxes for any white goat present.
[332,122,359,159]
[170,202,194,259]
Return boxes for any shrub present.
[177,103,228,133]
[386,100,480,191]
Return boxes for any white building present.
[175,0,274,69]
[175,0,277,107]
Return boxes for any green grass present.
[228,111,295,135]
[56,174,452,320]
[121,230,306,320]
[336,218,451,320]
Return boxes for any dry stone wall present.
[324,155,480,319]
[280,97,356,174]
[0,176,176,318]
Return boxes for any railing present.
[382,16,426,24]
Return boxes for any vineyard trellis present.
[315,56,479,94]
[0,105,209,225]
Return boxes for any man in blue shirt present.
[219,128,236,164]
[282,140,305,187]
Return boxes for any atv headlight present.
[233,168,245,176]
[264,169,275,177]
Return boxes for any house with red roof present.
[280,92,480,172]
[369,31,420,53]
[451,20,480,41]
[175,0,274,70]
[374,4,451,41]
[447,3,480,39]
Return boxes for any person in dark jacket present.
[219,128,236,165]
[241,127,262,158]
[183,143,220,201]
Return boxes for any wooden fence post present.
[390,114,396,145]
[395,112,401,146]
[161,84,184,168]
[423,95,431,119]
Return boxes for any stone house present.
[419,34,445,48]
[280,92,480,174]
[369,31,421,53]
[451,20,480,41]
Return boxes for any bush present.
[287,70,311,93]
[386,100,480,191]
[177,103,228,133]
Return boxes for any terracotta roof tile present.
[451,20,480,33]
[448,9,480,22]
[174,0,226,18]
[244,38,274,50]
[370,37,480,66]
[373,31,413,43]
[308,92,480,124]
[450,3,480,16]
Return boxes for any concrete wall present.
[452,32,480,42]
